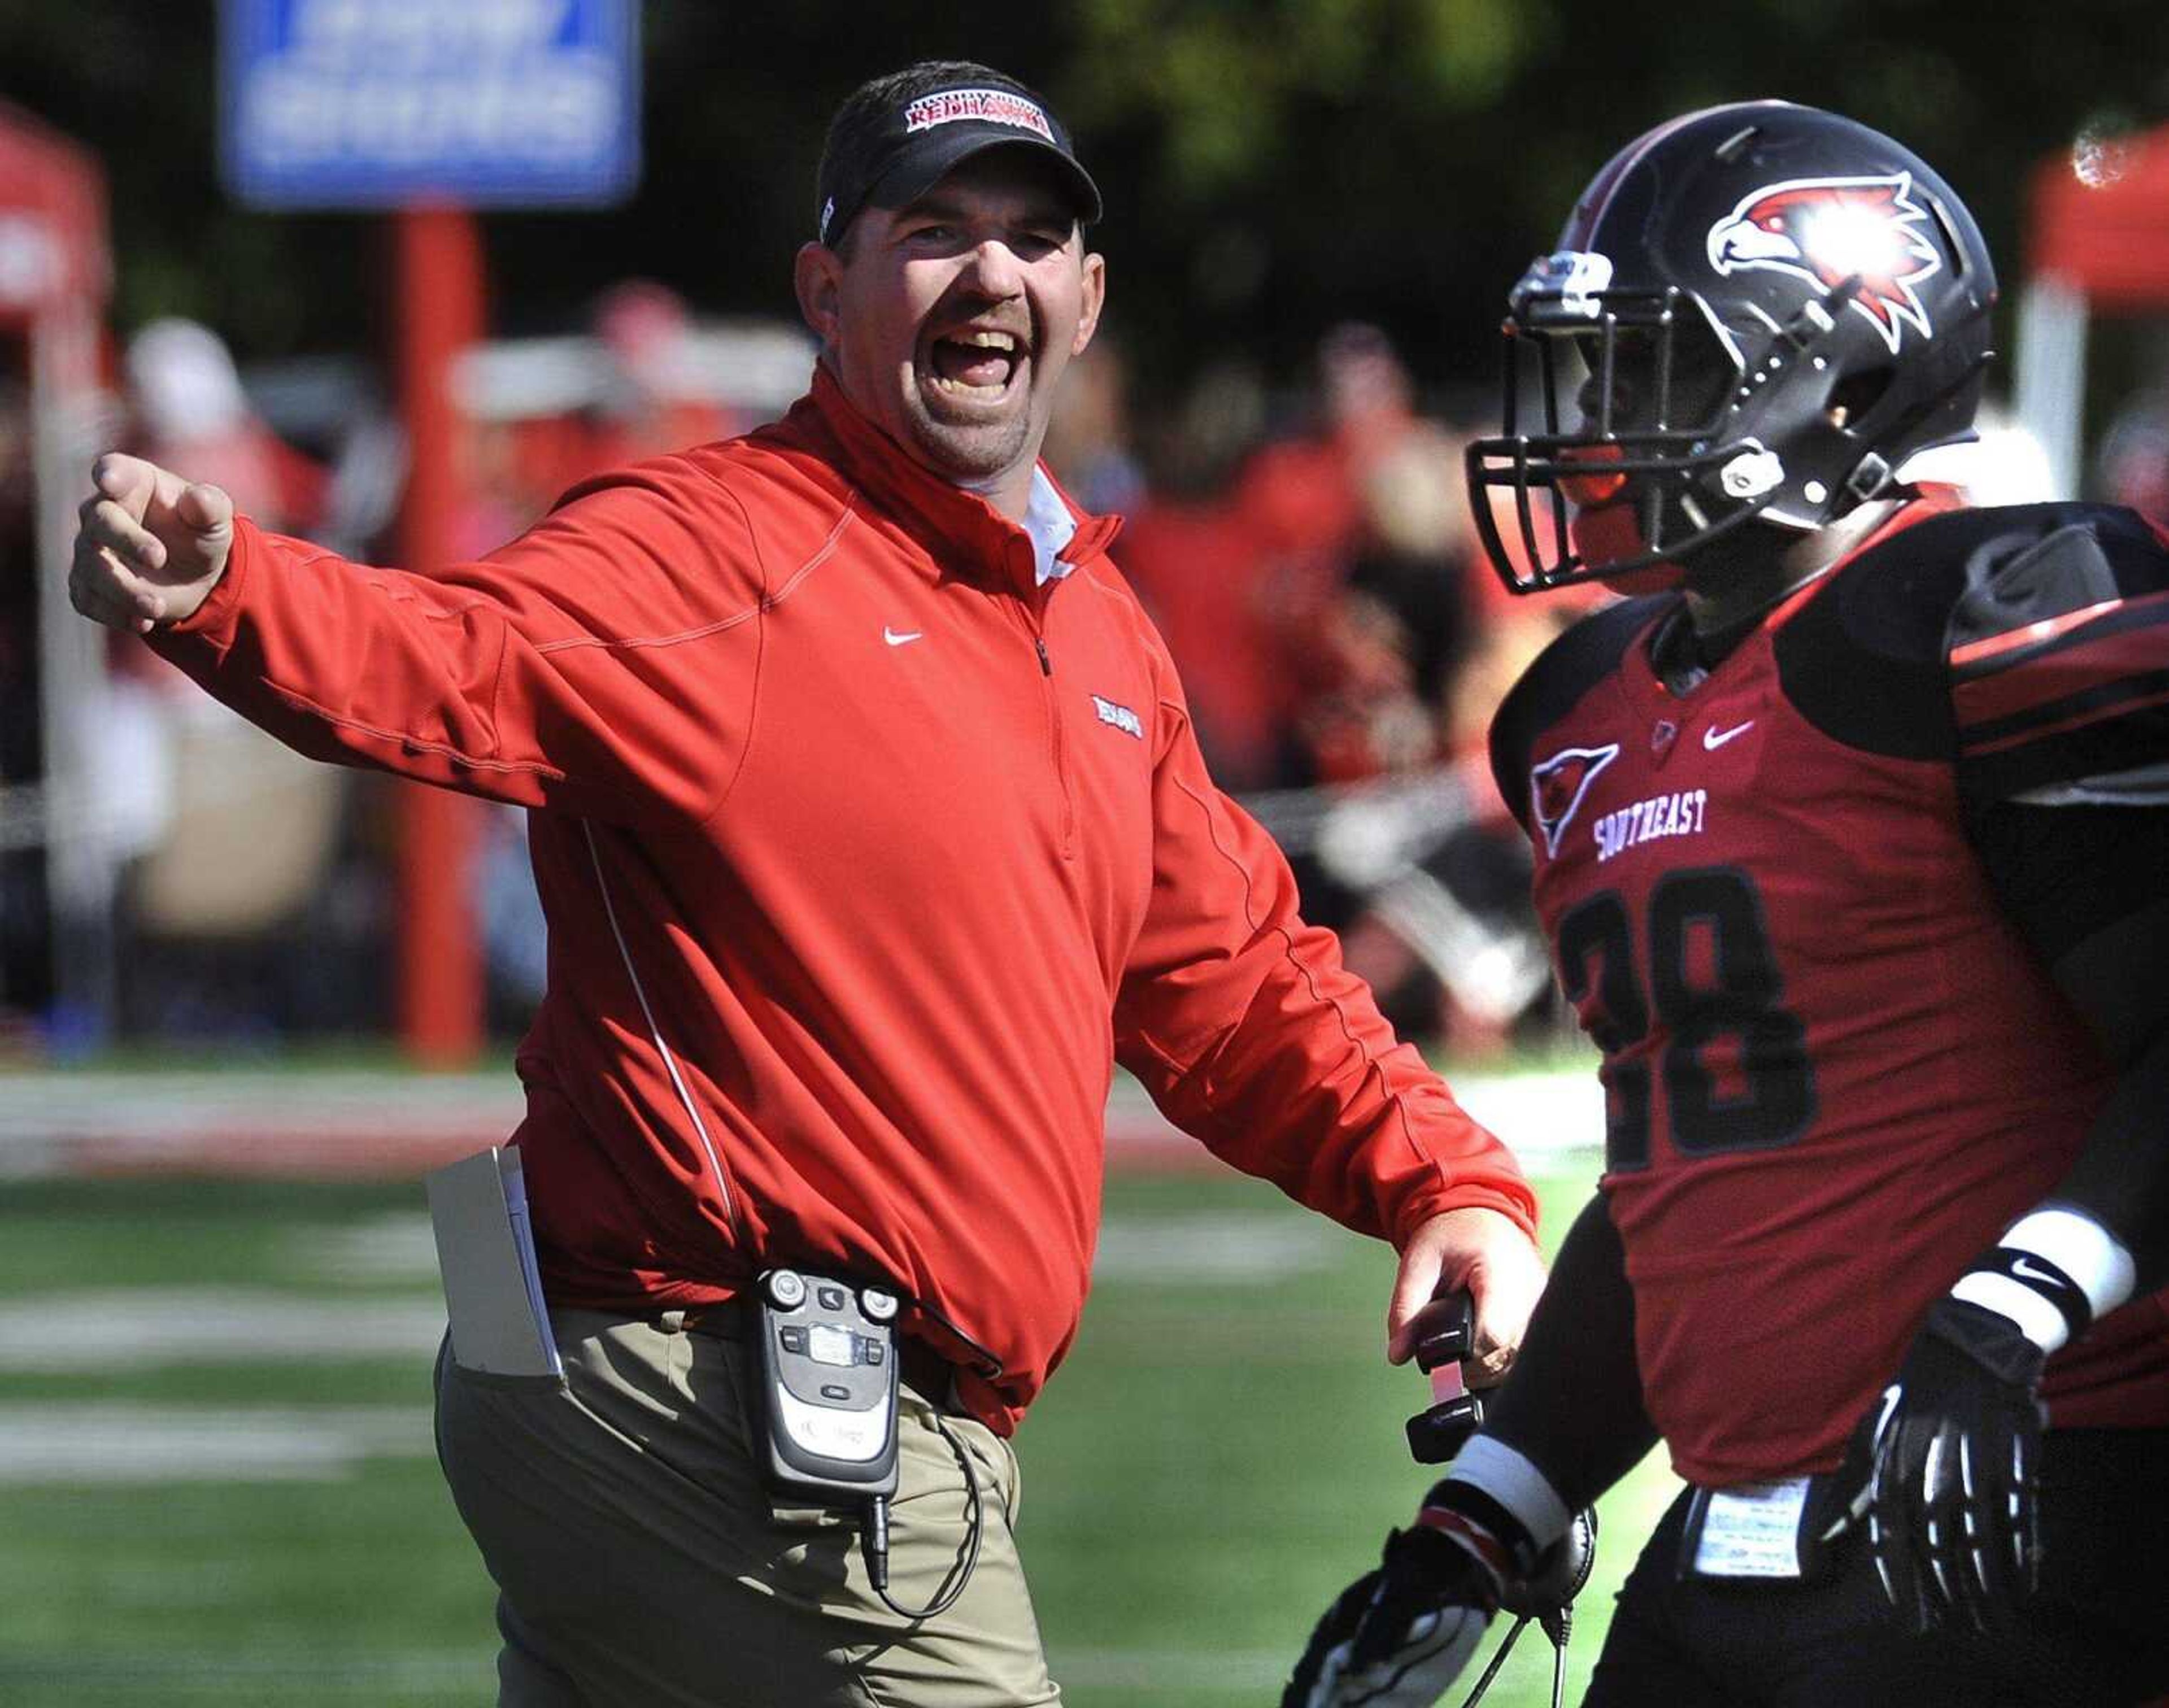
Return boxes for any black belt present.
[673,1297,961,1409]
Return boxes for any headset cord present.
[863,1408,986,1622]
[1543,1604,1573,1708]
[1452,1603,1573,1708]
[1455,1615,1527,1708]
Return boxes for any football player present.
[1286,101,2169,1707]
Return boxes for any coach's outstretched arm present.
[1284,1192,1654,1707]
[68,442,770,832]
[71,454,233,634]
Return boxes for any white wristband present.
[1949,1207,2137,1356]
[1950,1271,2075,1354]
[1443,1434,1573,1557]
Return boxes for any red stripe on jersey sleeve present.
[1948,596,2126,667]
[1953,611,2169,729]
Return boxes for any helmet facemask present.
[1467,278,1785,593]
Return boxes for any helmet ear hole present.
[1827,363,1895,430]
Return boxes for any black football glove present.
[1862,1295,2047,1633]
[1282,1521,1499,1708]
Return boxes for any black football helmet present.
[1466,102,1998,593]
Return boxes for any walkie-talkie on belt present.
[752,1267,902,1503]
[751,1266,986,1622]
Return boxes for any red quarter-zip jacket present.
[147,364,1536,1434]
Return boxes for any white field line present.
[1092,1212,1343,1282]
[0,1645,1290,1695]
[0,1652,494,1693]
[303,1206,1351,1287]
[289,1213,443,1280]
[0,1404,433,1484]
[0,1066,1602,1179]
[0,1288,447,1370]
[0,1071,522,1178]
[0,1190,1488,1490]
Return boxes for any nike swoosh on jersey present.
[1704,720,1756,750]
[883,627,924,646]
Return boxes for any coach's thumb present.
[175,481,234,539]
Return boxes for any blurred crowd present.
[1049,321,1604,1053]
[6,285,2168,1062]
[0,282,760,1054]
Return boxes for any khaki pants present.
[433,1310,1062,1707]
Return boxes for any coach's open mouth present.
[923,326,1027,411]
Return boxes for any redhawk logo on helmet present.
[1705,175,1942,354]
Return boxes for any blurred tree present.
[1057,0,2169,415]
[0,0,2161,430]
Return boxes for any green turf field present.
[0,1151,1676,1706]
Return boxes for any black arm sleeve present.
[1933,506,2169,1305]
[1479,1190,1660,1513]
[2054,1027,2169,1297]
[1972,799,2169,1295]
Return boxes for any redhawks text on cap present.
[903,89,1054,141]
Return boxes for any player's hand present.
[1388,1207,1544,1387]
[1282,1523,1497,1708]
[71,454,236,633]
[1862,1296,2046,1633]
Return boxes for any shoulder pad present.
[1775,502,2168,761]
[1946,502,2169,653]
[1771,504,2019,759]
[1943,503,2169,799]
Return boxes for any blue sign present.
[220,0,641,210]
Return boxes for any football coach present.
[69,59,1544,1707]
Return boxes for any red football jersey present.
[1492,499,2169,1485]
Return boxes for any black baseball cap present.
[816,64,1102,250]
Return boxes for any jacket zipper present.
[1023,604,1078,860]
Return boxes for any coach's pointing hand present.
[71,454,235,633]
